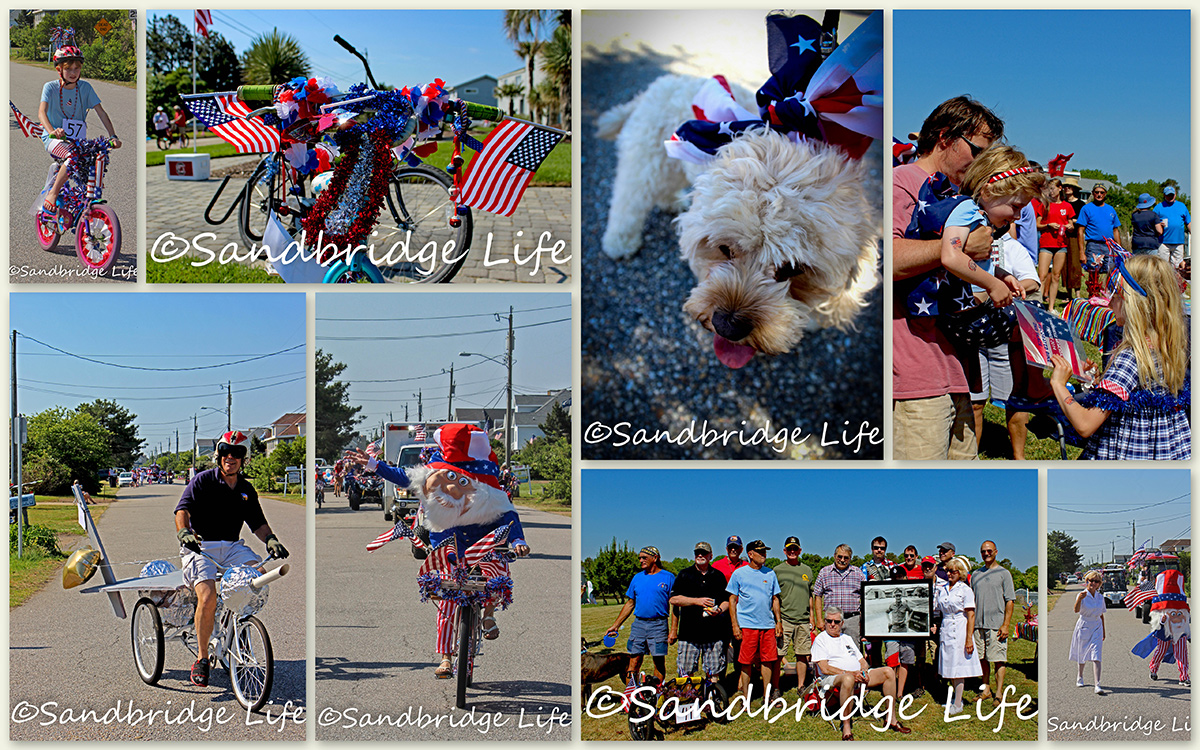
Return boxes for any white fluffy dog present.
[597,74,879,368]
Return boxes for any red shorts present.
[738,628,779,665]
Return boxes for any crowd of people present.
[894,96,1191,461]
[604,535,1024,738]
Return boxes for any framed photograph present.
[861,579,933,639]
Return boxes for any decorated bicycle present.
[10,27,123,273]
[189,35,564,283]
[63,483,290,711]
[347,423,531,708]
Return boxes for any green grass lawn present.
[259,490,305,507]
[581,603,1037,741]
[513,479,571,514]
[148,255,283,284]
[10,504,107,608]
[145,140,238,167]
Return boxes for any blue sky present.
[1048,469,1190,567]
[583,469,1038,569]
[315,293,571,437]
[9,293,306,460]
[893,11,1190,194]
[153,10,534,91]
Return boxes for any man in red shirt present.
[712,535,748,581]
[893,96,1005,460]
[900,545,925,579]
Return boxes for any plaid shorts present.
[676,640,726,677]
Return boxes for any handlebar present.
[235,84,502,124]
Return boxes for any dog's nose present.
[712,309,753,342]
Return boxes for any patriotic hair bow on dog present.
[665,10,882,164]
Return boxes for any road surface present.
[314,494,571,740]
[9,62,137,283]
[1046,583,1190,740]
[9,484,305,739]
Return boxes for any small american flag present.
[195,10,213,38]
[366,521,426,553]
[622,672,641,712]
[183,93,279,154]
[10,101,43,138]
[419,536,456,577]
[463,522,512,567]
[414,424,426,441]
[365,441,379,458]
[1125,579,1156,611]
[460,119,563,217]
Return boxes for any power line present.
[316,303,571,323]
[21,370,305,391]
[1047,493,1189,515]
[16,334,304,372]
[316,317,569,342]
[20,375,304,403]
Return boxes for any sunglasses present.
[825,618,843,624]
[872,546,886,551]
[217,445,247,459]
[835,555,851,561]
[960,136,985,158]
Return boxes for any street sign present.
[94,18,112,36]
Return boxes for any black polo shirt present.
[670,564,731,645]
[174,467,267,542]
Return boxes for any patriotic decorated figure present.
[1131,568,1190,686]
[348,423,530,678]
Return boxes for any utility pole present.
[504,306,514,470]
[192,414,198,469]
[226,381,232,432]
[414,391,423,422]
[175,430,179,456]
[1131,521,1136,555]
[11,329,23,557]
[447,363,455,420]
[405,404,409,421]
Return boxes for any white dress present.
[1068,590,1105,663]
[936,581,983,678]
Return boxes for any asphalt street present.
[1046,583,1190,741]
[9,62,137,283]
[314,494,571,740]
[9,484,305,739]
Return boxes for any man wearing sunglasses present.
[1077,184,1122,294]
[812,606,910,738]
[174,430,289,688]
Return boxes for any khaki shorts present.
[893,393,977,461]
[781,619,812,659]
[973,627,1008,663]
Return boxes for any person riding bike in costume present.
[346,423,530,678]
[38,45,121,217]
[174,430,290,687]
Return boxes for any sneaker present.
[1181,679,1190,687]
[190,658,210,687]
[1150,671,1159,681]
[1094,686,1106,695]
[1076,679,1086,688]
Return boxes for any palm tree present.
[494,81,525,117]
[540,24,571,131]
[534,80,560,128]
[240,28,310,85]
[515,39,544,120]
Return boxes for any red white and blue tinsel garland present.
[417,569,514,610]
[299,128,394,257]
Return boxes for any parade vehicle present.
[117,471,133,487]
[1130,551,1182,621]
[1101,564,1127,607]
[347,472,385,511]
[63,482,289,711]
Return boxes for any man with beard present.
[345,423,530,678]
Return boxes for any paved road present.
[314,494,571,740]
[1046,584,1190,740]
[9,484,305,740]
[144,160,572,284]
[9,62,137,283]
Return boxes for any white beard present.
[407,464,515,532]
[1149,609,1191,642]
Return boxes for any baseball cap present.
[784,536,801,550]
[726,535,743,549]
[694,541,713,555]
[1137,193,1156,209]
[937,542,955,553]
[921,556,937,566]
[746,540,770,553]
[639,546,660,559]
[1164,186,1177,197]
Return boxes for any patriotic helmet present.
[53,46,84,64]
[216,430,249,460]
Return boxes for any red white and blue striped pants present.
[1150,635,1189,682]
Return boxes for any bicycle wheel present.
[179,130,190,149]
[381,166,473,283]
[455,604,477,709]
[324,259,386,284]
[156,135,169,151]
[131,598,164,685]
[229,616,274,712]
[702,681,729,724]
[627,689,659,741]
[35,211,61,252]
[75,204,121,272]
[239,156,292,248]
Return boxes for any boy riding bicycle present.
[38,44,121,216]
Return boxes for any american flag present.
[1127,542,1149,569]
[183,93,279,154]
[419,536,456,576]
[366,521,427,552]
[460,119,563,217]
[365,441,379,458]
[622,672,641,712]
[195,10,213,39]
[1125,579,1156,611]
[463,522,512,567]
[10,101,43,138]
[414,424,426,442]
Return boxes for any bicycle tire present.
[156,135,169,151]
[627,688,658,741]
[455,604,476,709]
[35,211,61,252]
[229,616,274,712]
[75,204,121,272]
[131,598,165,685]
[383,166,473,283]
[239,156,291,248]
[703,681,729,724]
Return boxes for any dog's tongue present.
[714,334,756,369]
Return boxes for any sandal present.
[482,616,500,640]
[434,659,452,679]
[40,197,57,217]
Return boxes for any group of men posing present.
[607,535,1018,732]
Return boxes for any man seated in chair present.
[812,606,910,739]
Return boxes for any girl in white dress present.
[934,557,983,715]
[1068,570,1106,694]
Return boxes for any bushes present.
[11,523,64,557]
[515,436,570,500]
